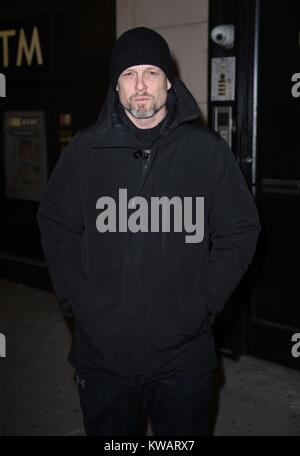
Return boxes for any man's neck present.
[124,106,168,130]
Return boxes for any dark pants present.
[75,370,213,436]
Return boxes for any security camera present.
[210,25,235,49]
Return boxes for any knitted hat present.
[110,27,174,90]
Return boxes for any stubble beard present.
[125,96,166,119]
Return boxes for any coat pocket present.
[188,278,210,330]
[72,264,122,351]
[147,256,209,350]
[72,278,93,311]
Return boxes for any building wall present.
[116,0,209,120]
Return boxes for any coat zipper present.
[140,147,168,251]
[143,149,151,174]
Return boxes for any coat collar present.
[87,77,202,147]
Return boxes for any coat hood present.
[91,77,202,145]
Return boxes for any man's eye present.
[123,72,132,77]
[149,71,158,76]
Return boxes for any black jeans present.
[75,370,213,436]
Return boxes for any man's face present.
[116,65,171,120]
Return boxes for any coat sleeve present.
[196,137,262,322]
[36,131,88,317]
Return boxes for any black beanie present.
[110,27,174,91]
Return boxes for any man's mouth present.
[134,97,150,101]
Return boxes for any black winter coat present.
[37,78,261,386]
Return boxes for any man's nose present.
[135,74,147,92]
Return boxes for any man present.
[37,27,261,436]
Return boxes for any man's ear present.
[167,79,171,90]
[116,84,119,92]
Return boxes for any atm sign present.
[0,14,71,76]
[0,26,43,68]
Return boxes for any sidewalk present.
[0,278,299,436]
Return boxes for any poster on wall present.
[3,111,47,201]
